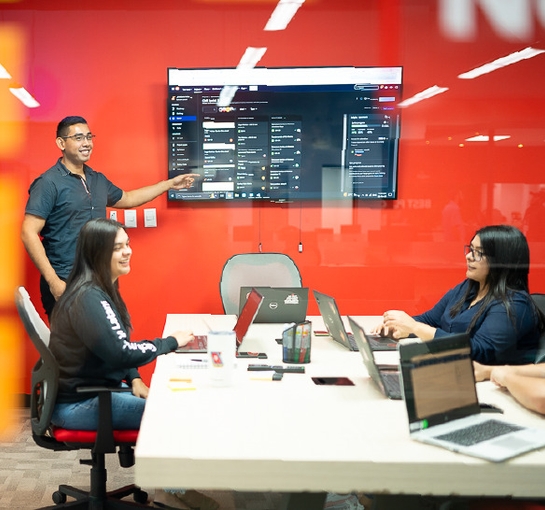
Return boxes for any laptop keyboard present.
[381,371,401,397]
[436,419,523,447]
[348,332,395,351]
[347,333,359,351]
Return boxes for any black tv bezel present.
[166,65,403,204]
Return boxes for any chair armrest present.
[75,385,133,454]
[76,386,132,394]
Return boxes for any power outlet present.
[124,209,137,228]
[109,210,117,221]
[144,208,157,227]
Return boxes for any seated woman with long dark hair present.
[49,217,193,429]
[373,225,544,365]
[49,218,221,510]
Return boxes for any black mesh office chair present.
[15,286,148,509]
[219,252,302,314]
[532,293,545,364]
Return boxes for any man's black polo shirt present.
[25,158,123,278]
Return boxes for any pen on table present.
[191,358,205,362]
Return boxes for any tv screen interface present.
[167,66,402,202]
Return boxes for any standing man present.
[21,115,197,318]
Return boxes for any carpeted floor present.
[0,408,285,510]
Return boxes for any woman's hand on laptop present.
[382,310,436,341]
[171,330,195,348]
[370,322,392,337]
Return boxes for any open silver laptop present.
[348,316,401,399]
[399,333,545,462]
[313,290,397,351]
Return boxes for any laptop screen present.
[233,288,264,346]
[313,290,351,347]
[239,287,308,323]
[400,333,480,430]
[348,316,385,390]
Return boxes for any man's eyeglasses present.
[464,245,485,262]
[61,133,96,142]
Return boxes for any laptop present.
[348,316,401,399]
[399,333,545,462]
[239,287,308,323]
[176,288,264,353]
[313,290,397,352]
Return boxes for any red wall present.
[1,0,545,388]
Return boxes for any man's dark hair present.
[56,116,88,138]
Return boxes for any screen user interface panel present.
[167,66,402,202]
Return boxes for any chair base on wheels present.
[38,483,148,509]
[36,450,148,510]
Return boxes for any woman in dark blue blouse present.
[373,225,544,365]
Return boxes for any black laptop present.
[239,286,308,323]
[313,290,397,351]
[348,316,401,399]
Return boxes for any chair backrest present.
[17,286,51,346]
[531,293,545,364]
[219,252,302,314]
[14,286,58,436]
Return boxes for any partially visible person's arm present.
[475,361,545,382]
[490,364,545,414]
[113,174,199,209]
[473,361,493,382]
[73,287,193,368]
[21,213,66,300]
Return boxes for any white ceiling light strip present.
[0,63,12,79]
[397,85,449,107]
[458,46,545,79]
[9,85,40,108]
[237,47,267,69]
[465,135,511,142]
[264,0,305,31]
[1,62,40,108]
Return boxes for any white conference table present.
[135,315,545,508]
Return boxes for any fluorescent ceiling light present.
[217,85,239,107]
[264,0,305,31]
[458,46,545,80]
[397,85,449,107]
[9,86,40,108]
[465,135,511,142]
[237,47,267,69]
[0,63,12,79]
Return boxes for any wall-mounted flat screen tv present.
[167,66,402,202]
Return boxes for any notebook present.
[348,316,401,399]
[239,287,308,323]
[313,290,397,352]
[176,288,264,353]
[399,333,545,462]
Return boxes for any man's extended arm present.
[113,174,198,209]
[21,213,66,300]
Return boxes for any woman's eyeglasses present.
[464,245,485,262]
